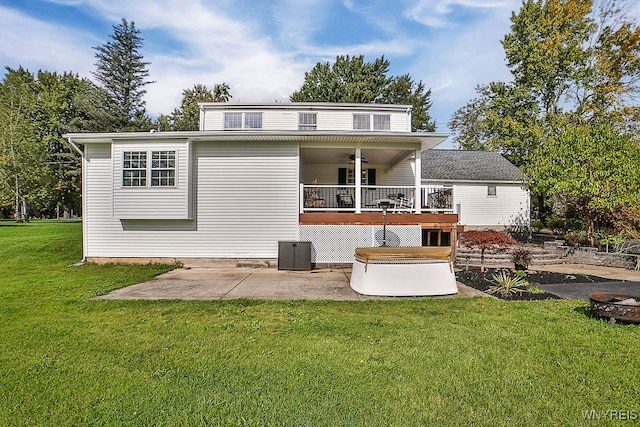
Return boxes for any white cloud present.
[0,0,525,128]
[405,0,515,27]
[0,6,96,76]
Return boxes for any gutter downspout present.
[66,137,84,157]
[66,137,87,264]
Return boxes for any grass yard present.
[1,221,639,426]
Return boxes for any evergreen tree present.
[92,18,154,131]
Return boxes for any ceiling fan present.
[349,154,368,163]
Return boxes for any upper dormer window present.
[224,112,263,129]
[353,113,390,130]
[298,113,317,130]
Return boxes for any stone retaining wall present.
[548,244,640,269]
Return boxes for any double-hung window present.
[353,114,370,130]
[298,113,317,130]
[123,150,176,187]
[224,112,263,129]
[373,114,390,130]
[123,151,147,187]
[224,113,243,129]
[353,114,391,130]
[151,151,176,186]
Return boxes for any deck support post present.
[414,149,422,214]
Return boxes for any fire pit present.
[589,292,640,324]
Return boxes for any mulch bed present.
[456,267,617,301]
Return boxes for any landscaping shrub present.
[546,217,565,234]
[459,230,517,248]
[486,270,529,297]
[564,230,589,246]
[530,220,544,232]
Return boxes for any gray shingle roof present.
[421,149,524,182]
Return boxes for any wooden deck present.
[299,212,459,228]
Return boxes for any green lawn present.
[1,221,638,426]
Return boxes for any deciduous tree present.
[291,55,436,131]
[529,122,640,244]
[159,83,231,131]
[449,0,640,231]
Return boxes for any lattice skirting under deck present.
[299,225,422,263]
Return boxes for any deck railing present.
[300,184,454,213]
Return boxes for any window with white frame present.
[224,112,263,129]
[151,151,176,186]
[244,112,262,129]
[487,185,497,196]
[353,113,390,130]
[298,113,317,130]
[353,114,370,130]
[123,151,147,187]
[224,112,242,129]
[373,114,390,130]
[123,150,176,187]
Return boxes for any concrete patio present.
[95,262,640,301]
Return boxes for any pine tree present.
[92,18,154,131]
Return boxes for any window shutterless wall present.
[112,141,192,219]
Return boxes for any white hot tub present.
[350,247,458,296]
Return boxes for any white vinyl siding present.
[201,105,411,132]
[83,144,113,259]
[194,142,299,257]
[112,142,191,220]
[83,141,299,259]
[447,183,529,227]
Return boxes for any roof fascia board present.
[65,131,449,146]
[197,102,414,112]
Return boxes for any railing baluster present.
[301,184,454,214]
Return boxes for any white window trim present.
[487,185,497,197]
[122,150,177,188]
[224,112,263,130]
[298,112,317,130]
[352,113,391,131]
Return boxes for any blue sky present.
[0,0,580,139]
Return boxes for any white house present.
[64,102,527,265]
[421,149,530,231]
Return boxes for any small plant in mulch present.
[486,270,529,297]
[511,246,532,271]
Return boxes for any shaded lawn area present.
[1,221,639,426]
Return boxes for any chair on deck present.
[336,193,354,208]
[393,196,414,213]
